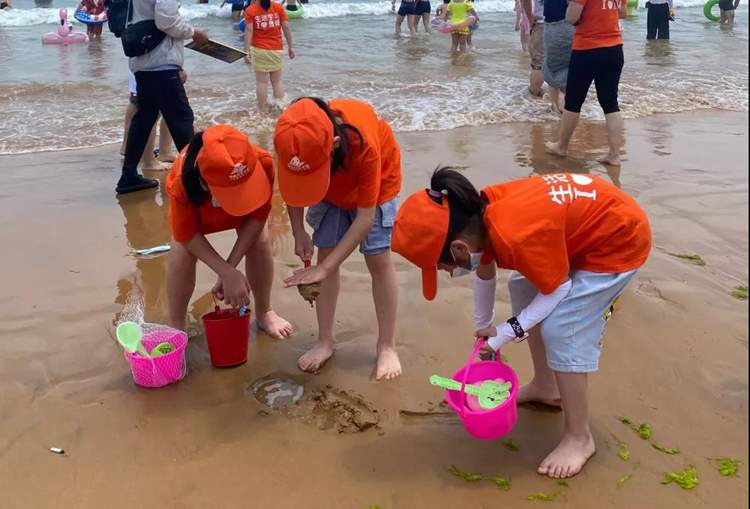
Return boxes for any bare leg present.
[157,117,177,162]
[255,71,270,113]
[166,241,197,332]
[537,371,596,479]
[598,111,624,166]
[395,14,404,35]
[517,327,561,407]
[549,88,562,114]
[545,109,580,157]
[451,32,459,52]
[245,225,293,339]
[269,69,285,103]
[529,69,544,97]
[365,250,401,380]
[728,10,735,25]
[121,102,137,156]
[520,30,529,53]
[407,14,417,35]
[141,124,168,170]
[298,247,338,373]
[421,13,430,32]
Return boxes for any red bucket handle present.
[459,337,502,418]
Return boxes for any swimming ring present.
[626,0,637,16]
[74,8,108,25]
[42,8,89,44]
[703,0,720,21]
[285,3,304,19]
[437,14,476,34]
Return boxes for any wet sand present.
[0,110,747,508]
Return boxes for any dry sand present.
[0,110,747,509]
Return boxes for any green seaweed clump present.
[611,434,630,461]
[618,416,652,440]
[651,443,680,455]
[731,285,748,300]
[526,492,555,502]
[448,465,484,482]
[662,466,699,490]
[556,480,569,488]
[503,439,520,451]
[616,474,632,488]
[710,457,740,477]
[490,476,512,491]
[667,252,706,266]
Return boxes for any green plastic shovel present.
[429,374,511,409]
[116,321,150,358]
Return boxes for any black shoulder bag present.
[120,0,167,57]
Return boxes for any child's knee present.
[365,250,394,275]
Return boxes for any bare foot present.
[257,310,293,340]
[375,347,402,381]
[141,160,171,171]
[298,340,334,373]
[517,382,562,411]
[537,431,596,479]
[158,153,177,163]
[598,154,621,166]
[545,141,568,157]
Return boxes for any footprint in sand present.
[247,376,380,434]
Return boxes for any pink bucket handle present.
[459,337,502,418]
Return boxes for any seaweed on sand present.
[662,466,699,490]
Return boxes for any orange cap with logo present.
[196,125,271,217]
[391,189,450,301]
[273,98,334,207]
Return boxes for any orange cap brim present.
[421,267,438,301]
[278,160,330,207]
[209,163,272,217]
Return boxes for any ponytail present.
[261,0,271,9]
[430,166,486,263]
[181,131,210,207]
[294,96,364,173]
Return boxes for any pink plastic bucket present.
[445,339,519,440]
[124,328,188,388]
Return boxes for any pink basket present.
[124,328,187,388]
[445,339,519,440]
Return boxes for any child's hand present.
[219,268,251,308]
[479,342,496,358]
[284,264,329,287]
[244,54,252,65]
[293,232,313,263]
[475,326,497,339]
[288,46,295,59]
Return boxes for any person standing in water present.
[165,125,293,338]
[415,0,432,32]
[392,168,651,479]
[720,0,740,25]
[522,0,545,97]
[79,0,105,38]
[646,0,673,40]
[244,0,296,112]
[546,0,628,166]
[393,0,418,36]
[542,0,575,113]
[274,97,403,380]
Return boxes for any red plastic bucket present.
[201,306,250,367]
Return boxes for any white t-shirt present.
[128,71,137,96]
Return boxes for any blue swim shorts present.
[508,269,637,373]
[305,198,398,256]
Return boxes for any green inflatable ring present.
[704,0,720,21]
[286,4,304,19]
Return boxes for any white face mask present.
[451,251,482,278]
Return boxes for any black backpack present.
[104,0,130,38]
[105,0,167,57]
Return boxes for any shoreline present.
[0,109,747,508]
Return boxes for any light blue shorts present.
[508,269,637,373]
[305,198,398,256]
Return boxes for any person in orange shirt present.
[274,97,403,380]
[244,0,295,112]
[391,168,651,479]
[165,124,292,340]
[546,0,628,166]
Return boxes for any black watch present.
[507,316,528,342]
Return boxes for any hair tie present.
[427,189,449,199]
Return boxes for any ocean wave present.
[0,0,717,27]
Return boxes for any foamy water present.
[0,0,747,154]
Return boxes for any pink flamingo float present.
[42,8,89,45]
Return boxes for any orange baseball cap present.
[196,125,271,217]
[273,98,334,207]
[391,189,450,301]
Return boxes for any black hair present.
[260,0,271,10]
[430,167,486,264]
[181,131,210,207]
[294,96,364,173]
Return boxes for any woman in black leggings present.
[546,0,628,166]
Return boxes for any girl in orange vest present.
[392,168,651,478]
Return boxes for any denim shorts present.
[305,198,398,256]
[508,269,637,373]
